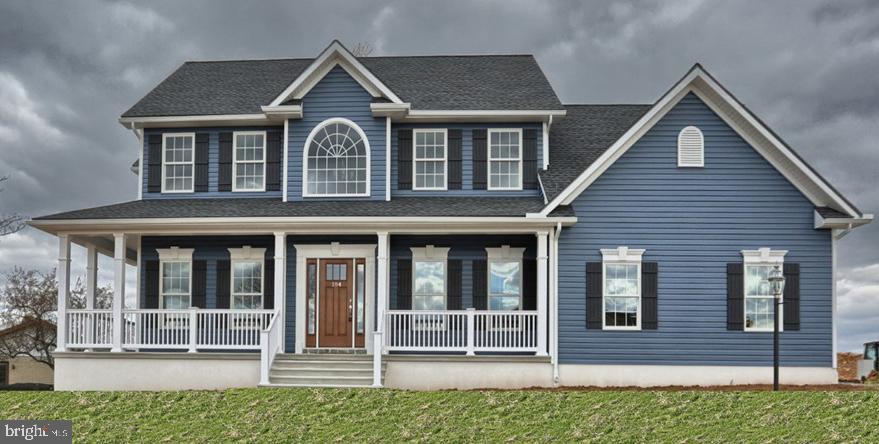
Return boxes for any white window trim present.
[487,128,523,191]
[677,126,705,167]
[742,248,787,333]
[161,133,195,194]
[228,246,266,310]
[232,131,267,192]
[302,117,371,198]
[485,246,525,311]
[156,247,194,309]
[601,246,645,331]
[412,128,448,191]
[411,245,450,311]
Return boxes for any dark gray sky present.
[0,0,876,351]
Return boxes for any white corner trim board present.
[539,64,865,220]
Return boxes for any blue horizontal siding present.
[390,123,542,197]
[557,93,832,367]
[287,67,386,201]
[142,127,283,199]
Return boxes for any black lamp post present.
[767,265,786,391]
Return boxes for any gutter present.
[552,222,562,384]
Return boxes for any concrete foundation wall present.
[385,357,553,390]
[54,353,259,391]
[558,365,837,387]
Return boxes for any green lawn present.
[1,388,877,442]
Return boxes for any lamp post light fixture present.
[767,264,786,391]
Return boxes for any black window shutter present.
[472,259,487,310]
[266,131,282,191]
[264,258,274,309]
[448,129,462,190]
[522,257,536,310]
[192,260,207,308]
[523,128,538,189]
[194,133,209,192]
[396,259,412,309]
[586,262,603,329]
[218,132,233,192]
[727,263,744,331]
[144,260,160,308]
[216,260,231,309]
[641,262,658,330]
[472,129,487,190]
[147,135,162,193]
[397,129,412,190]
[448,259,462,310]
[783,263,800,331]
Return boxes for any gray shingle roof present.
[122,55,563,117]
[540,104,651,201]
[34,197,575,220]
[815,207,852,219]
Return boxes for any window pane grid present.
[413,260,445,311]
[306,122,368,196]
[232,261,262,310]
[161,261,191,309]
[745,264,778,330]
[163,135,194,192]
[604,263,639,328]
[489,260,521,311]
[488,130,521,189]
[414,130,446,190]
[233,133,265,191]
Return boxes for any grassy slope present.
[1,389,877,442]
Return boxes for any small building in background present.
[0,320,54,387]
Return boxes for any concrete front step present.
[272,360,378,369]
[275,353,373,361]
[271,368,376,378]
[268,353,384,387]
[268,374,377,386]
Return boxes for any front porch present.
[46,222,560,388]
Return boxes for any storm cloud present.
[0,0,876,351]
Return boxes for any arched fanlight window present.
[677,126,704,167]
[303,118,370,196]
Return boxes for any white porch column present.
[376,232,389,334]
[111,233,126,352]
[85,246,98,310]
[273,232,286,350]
[536,231,549,356]
[56,235,71,352]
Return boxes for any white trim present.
[160,133,195,194]
[156,247,194,310]
[231,131,267,192]
[412,128,448,191]
[301,117,371,198]
[228,247,266,310]
[269,41,403,107]
[282,120,289,202]
[119,114,271,129]
[132,125,144,200]
[813,210,873,229]
[600,247,644,331]
[485,246,526,311]
[741,248,787,333]
[411,246,450,311]
[540,65,864,219]
[260,105,303,119]
[293,244,376,354]
[385,117,391,201]
[677,125,704,167]
[541,121,549,170]
[831,235,838,368]
[487,128,523,191]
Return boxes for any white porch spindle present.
[56,235,71,352]
[536,231,549,356]
[273,232,286,351]
[111,233,126,352]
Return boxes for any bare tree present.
[0,267,112,369]
[351,41,374,57]
[0,176,25,236]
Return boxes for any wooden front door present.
[318,259,353,347]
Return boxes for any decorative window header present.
[411,245,450,260]
[228,246,267,260]
[741,247,787,264]
[156,247,194,261]
[600,246,645,263]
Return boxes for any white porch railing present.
[64,309,275,351]
[260,309,283,385]
[385,309,539,354]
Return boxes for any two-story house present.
[30,41,872,390]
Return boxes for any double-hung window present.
[601,247,644,330]
[488,129,522,190]
[162,133,195,193]
[486,246,524,311]
[742,248,786,332]
[411,246,449,311]
[233,131,266,192]
[157,247,194,309]
[228,247,265,310]
[413,129,447,190]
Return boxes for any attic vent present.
[677,126,704,167]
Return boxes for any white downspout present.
[130,122,144,200]
[552,222,562,384]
